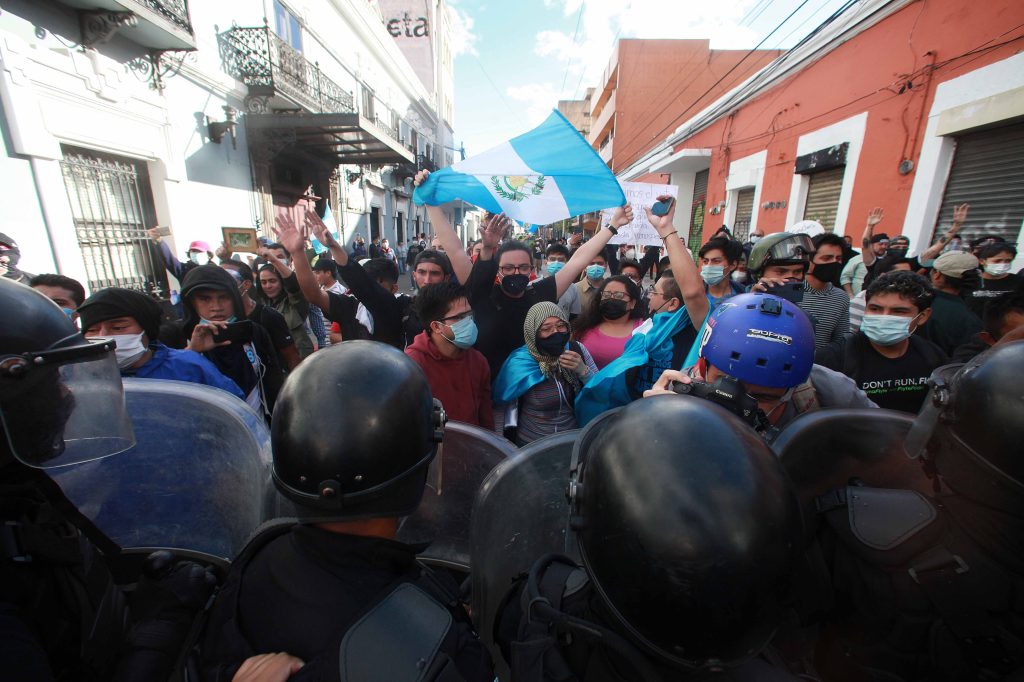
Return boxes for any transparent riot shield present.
[773,408,932,515]
[470,429,579,659]
[50,378,272,563]
[396,421,517,570]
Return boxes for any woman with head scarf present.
[254,254,314,360]
[492,301,597,445]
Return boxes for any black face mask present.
[536,331,569,357]
[599,298,630,320]
[811,262,842,286]
[500,273,530,297]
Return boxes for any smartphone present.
[211,320,254,344]
[651,198,675,217]
[763,281,805,304]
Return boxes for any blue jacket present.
[130,344,245,399]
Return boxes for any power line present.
[471,54,526,126]
[560,1,586,94]
[741,0,775,27]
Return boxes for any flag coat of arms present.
[413,110,625,223]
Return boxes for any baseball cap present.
[933,251,979,279]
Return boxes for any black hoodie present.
[180,265,284,417]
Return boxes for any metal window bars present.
[59,151,166,298]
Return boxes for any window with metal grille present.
[59,147,167,298]
[732,187,756,242]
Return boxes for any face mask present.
[701,265,726,286]
[62,307,76,321]
[749,235,762,244]
[624,249,637,260]
[586,265,606,280]
[201,315,238,325]
[536,330,569,357]
[189,252,209,266]
[731,271,747,283]
[104,332,149,369]
[599,298,629,320]
[500,273,530,296]
[984,262,1012,276]
[860,313,918,346]
[441,316,478,349]
[546,261,565,276]
[811,261,842,285]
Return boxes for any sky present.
[446,0,852,158]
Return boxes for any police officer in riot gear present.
[491,395,805,681]
[796,342,1024,681]
[196,340,493,681]
[0,277,215,681]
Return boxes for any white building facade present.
[0,0,458,299]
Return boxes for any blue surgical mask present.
[701,265,726,286]
[860,313,918,346]
[61,307,76,320]
[586,265,606,280]
[546,261,565,276]
[442,316,478,349]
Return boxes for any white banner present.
[601,181,679,247]
[378,0,435,92]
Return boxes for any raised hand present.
[952,203,970,227]
[414,169,430,187]
[644,195,677,236]
[866,207,884,228]
[479,212,511,249]
[304,210,338,248]
[611,203,634,229]
[215,241,231,261]
[273,214,305,255]
[188,321,231,353]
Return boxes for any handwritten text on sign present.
[601,182,679,247]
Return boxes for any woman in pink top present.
[573,275,645,369]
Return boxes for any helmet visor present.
[1,349,135,468]
[768,234,815,263]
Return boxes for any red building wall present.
[665,0,1023,244]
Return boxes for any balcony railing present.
[130,0,192,36]
[218,25,355,115]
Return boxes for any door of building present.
[370,206,381,241]
[802,166,845,231]
[687,169,709,259]
[932,120,1024,247]
[59,146,167,297]
[732,187,756,242]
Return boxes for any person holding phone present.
[77,287,244,398]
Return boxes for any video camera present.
[669,375,772,434]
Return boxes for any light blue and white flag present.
[310,201,339,254]
[414,110,625,224]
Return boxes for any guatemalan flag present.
[413,110,625,223]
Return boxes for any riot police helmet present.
[0,277,134,468]
[569,395,802,669]
[906,341,1024,515]
[699,292,815,388]
[271,340,444,519]
[747,232,814,277]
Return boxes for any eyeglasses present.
[538,322,569,335]
[499,264,533,275]
[440,310,473,324]
[600,291,631,301]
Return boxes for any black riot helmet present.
[906,341,1024,515]
[271,340,444,519]
[0,278,134,468]
[568,395,802,670]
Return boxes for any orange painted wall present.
[607,40,783,173]
[666,0,1024,245]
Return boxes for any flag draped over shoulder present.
[413,110,625,224]
[574,306,707,426]
[492,345,545,405]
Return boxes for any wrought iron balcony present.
[58,0,195,50]
[218,25,355,115]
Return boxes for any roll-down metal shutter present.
[802,166,845,231]
[732,187,756,242]
[932,121,1024,247]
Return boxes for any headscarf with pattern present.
[523,301,583,393]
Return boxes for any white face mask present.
[624,248,637,261]
[97,333,149,369]
[984,262,1012,276]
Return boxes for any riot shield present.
[51,378,272,563]
[395,421,517,570]
[773,408,932,515]
[470,429,579,657]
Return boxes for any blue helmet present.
[698,293,814,388]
